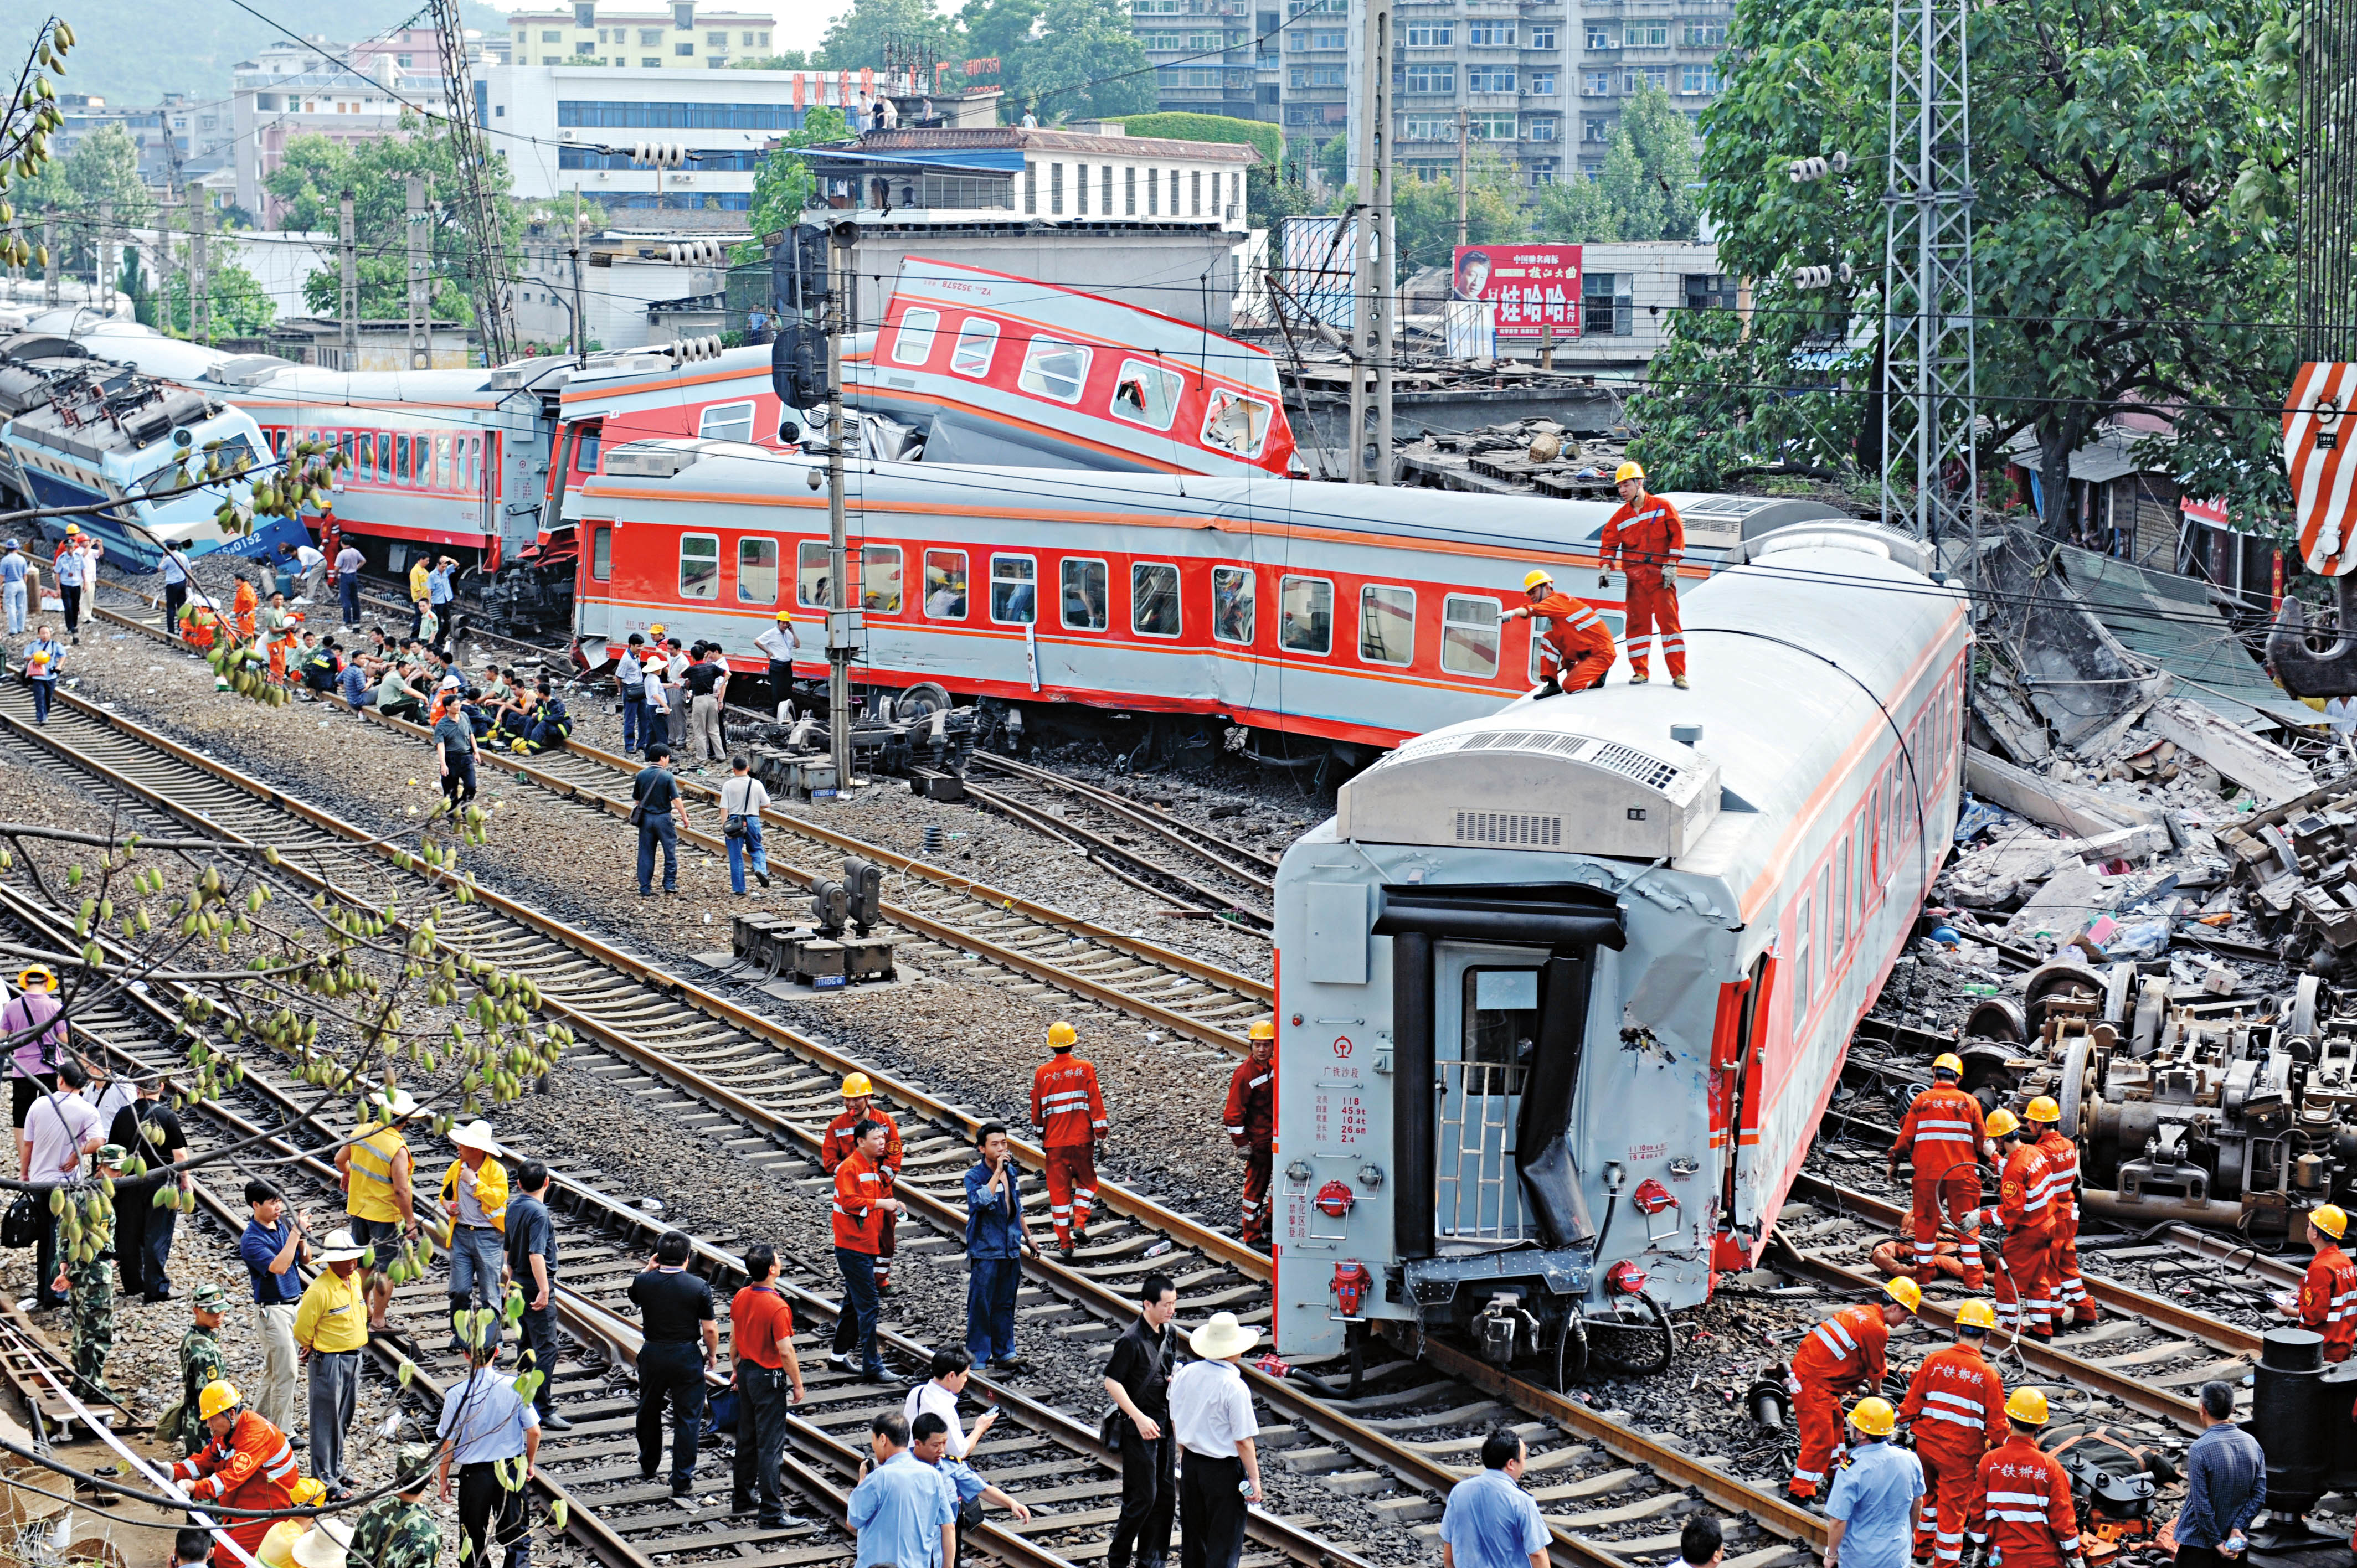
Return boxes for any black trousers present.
[1179,1451,1247,1568]
[517,1304,559,1417]
[731,1363,793,1524]
[459,1458,531,1568]
[636,1339,706,1483]
[60,583,79,636]
[163,580,187,635]
[113,1193,178,1299]
[1108,1418,1177,1568]
[2176,1546,2230,1568]
[442,751,478,807]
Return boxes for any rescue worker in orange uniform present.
[167,1379,302,1562]
[1224,1020,1278,1249]
[2026,1095,2098,1326]
[826,1117,896,1381]
[2284,1202,2357,1361]
[1598,461,1689,687]
[1787,1276,1921,1503]
[1970,1388,2085,1568]
[1031,1021,1108,1260]
[1963,1109,2056,1343]
[1898,1299,2006,1567]
[1871,1235,1974,1285]
[1887,1053,1991,1288]
[1501,569,1616,694]
[231,574,259,642]
[821,1072,904,1291]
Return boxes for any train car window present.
[699,401,755,444]
[1108,358,1182,431]
[1061,559,1108,630]
[737,537,779,604]
[949,318,999,378]
[1816,868,1833,997]
[1833,839,1849,950]
[990,555,1037,624]
[438,435,456,491]
[1200,388,1274,458]
[1440,595,1500,677]
[797,541,830,607]
[924,551,968,619]
[375,432,390,481]
[892,308,941,365]
[679,534,719,600]
[591,525,612,582]
[1852,829,1866,931]
[1358,584,1415,666]
[339,432,356,471]
[394,435,410,484]
[1133,563,1180,637]
[1212,567,1254,644]
[1463,967,1538,1070]
[575,430,602,474]
[1279,576,1332,655]
[1794,892,1814,1013]
[863,545,904,613]
[1018,337,1092,404]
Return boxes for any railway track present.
[89,585,1274,1057]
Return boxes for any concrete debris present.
[1393,419,1632,499]
[2146,697,2314,806]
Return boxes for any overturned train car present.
[1271,522,1969,1381]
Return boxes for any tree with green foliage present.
[1630,0,2296,533]
[1532,85,1697,243]
[153,243,276,338]
[990,0,1154,121]
[734,50,816,70]
[1337,148,1528,281]
[819,0,962,70]
[734,107,851,264]
[17,122,153,278]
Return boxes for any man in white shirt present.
[1167,1311,1262,1568]
[290,541,328,608]
[51,527,88,643]
[902,1346,996,1459]
[332,541,366,627]
[160,544,193,635]
[20,1058,103,1310]
[616,634,649,754]
[753,612,797,719]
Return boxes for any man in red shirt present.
[822,1072,904,1291]
[2285,1202,2357,1361]
[1032,1020,1108,1260]
[730,1241,806,1529]
[1887,1053,1990,1287]
[1971,1388,2084,1568]
[1598,461,1688,688]
[1500,569,1616,694]
[1786,1276,1920,1501]
[1965,1109,2056,1342]
[827,1120,897,1380]
[1224,1022,1277,1249]
[1899,1299,2006,1566]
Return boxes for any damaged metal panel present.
[2055,545,2319,730]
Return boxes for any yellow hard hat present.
[841,1072,873,1098]
[1883,1276,1922,1313]
[198,1379,241,1420]
[1985,1108,2021,1138]
[289,1477,327,1507]
[1048,1020,1078,1049]
[775,610,792,621]
[1614,462,1645,483]
[16,965,54,992]
[2025,1096,2061,1124]
[2005,1386,2051,1426]
[647,623,666,637]
[1956,1300,1998,1330]
[1932,1053,1964,1077]
[64,523,79,535]
[1849,1396,1898,1437]
[1248,1020,1275,1042]
[2315,1203,2350,1241]
[1522,569,1555,592]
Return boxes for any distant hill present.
[0,0,515,110]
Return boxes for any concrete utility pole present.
[825,223,856,793]
[570,185,588,367]
[188,197,209,345]
[155,195,174,332]
[41,208,55,308]
[1456,107,1469,250]
[1348,0,1395,484]
[339,189,358,369]
[96,201,112,316]
[406,176,430,370]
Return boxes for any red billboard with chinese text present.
[1453,244,1581,339]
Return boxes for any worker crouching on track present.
[823,1074,903,1292]
[1598,461,1689,688]
[2026,1096,2098,1325]
[2284,1201,2357,1360]
[1898,1300,2006,1567]
[1962,1110,2057,1343]
[1224,1022,1276,1249]
[168,1379,302,1563]
[1970,1388,2086,1568]
[1787,1276,1921,1504]
[1032,1022,1108,1260]
[1500,570,1615,695]
[1887,1053,1990,1288]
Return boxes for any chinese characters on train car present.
[1282,1058,1369,1246]
[1452,244,1582,339]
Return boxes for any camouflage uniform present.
[167,1322,227,1454]
[349,1493,444,1568]
[63,1188,115,1400]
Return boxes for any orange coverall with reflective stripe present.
[1787,1302,1890,1497]
[1032,1053,1107,1246]
[1900,1342,2006,1565]
[1973,1433,2082,1566]
[168,1410,300,1560]
[1600,494,1686,679]
[1892,1083,1987,1284]
[1508,592,1615,690]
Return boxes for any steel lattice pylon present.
[429,0,514,367]
[2299,0,2357,360]
[1879,0,1977,553]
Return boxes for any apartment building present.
[229,33,487,221]
[804,125,1258,231]
[506,3,775,70]
[1138,0,1280,120]
[486,63,816,208]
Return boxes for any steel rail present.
[967,752,1282,888]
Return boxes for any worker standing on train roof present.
[1887,1054,1991,1288]
[1598,461,1689,688]
[1224,1022,1277,1249]
[1500,570,1615,695]
[1970,1389,2085,1568]
[1897,1299,2006,1568]
[2026,1096,2098,1326]
[1787,1277,1920,1505]
[1962,1109,2057,1343]
[822,1074,904,1292]
[1032,1022,1108,1260]
[2283,1202,2357,1361]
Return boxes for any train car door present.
[1433,946,1545,1244]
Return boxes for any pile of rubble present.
[1394,419,1632,497]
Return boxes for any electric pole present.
[339,189,358,369]
[189,196,209,345]
[826,223,855,795]
[1878,0,1977,555]
[426,0,514,365]
[96,200,112,316]
[1347,0,1395,484]
[407,176,430,370]
[570,184,588,366]
[1456,107,1469,251]
[155,194,174,333]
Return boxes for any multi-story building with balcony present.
[505,3,774,71]
[230,32,488,223]
[1135,0,1275,120]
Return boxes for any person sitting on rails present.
[513,678,572,754]
[464,667,514,738]
[2284,1201,2357,1362]
[1788,1277,1921,1503]
[299,635,341,696]
[336,651,377,715]
[374,659,426,724]
[1499,569,1615,695]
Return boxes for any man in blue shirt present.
[848,1411,955,1568]
[1825,1398,1923,1568]
[963,1122,1034,1370]
[1,539,28,636]
[2175,1381,2264,1568]
[913,1409,1032,1567]
[1439,1427,1550,1568]
[236,1179,308,1440]
[337,656,374,714]
[437,1329,542,1568]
